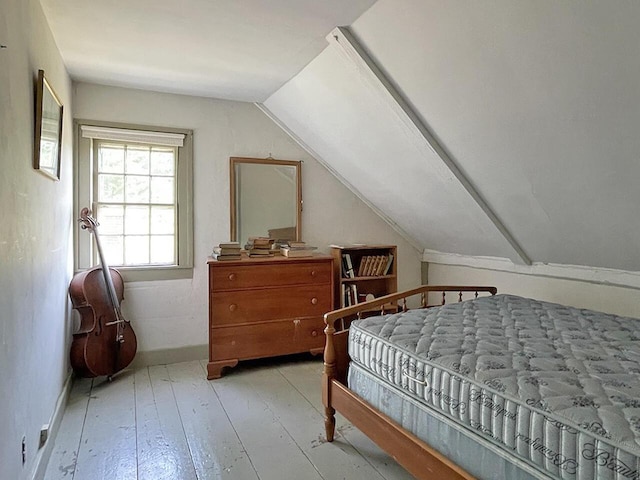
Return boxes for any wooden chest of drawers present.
[207,254,333,379]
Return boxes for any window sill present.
[76,265,194,282]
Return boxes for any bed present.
[322,285,640,480]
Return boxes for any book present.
[383,254,394,275]
[245,237,276,257]
[342,283,358,307]
[248,248,273,255]
[281,247,313,257]
[213,246,242,255]
[362,256,374,276]
[218,242,240,249]
[287,241,308,248]
[357,256,367,277]
[343,254,355,278]
[212,252,241,261]
[249,236,273,247]
[370,255,381,276]
[286,245,318,251]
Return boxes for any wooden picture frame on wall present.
[34,69,63,180]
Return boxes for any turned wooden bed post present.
[322,320,337,441]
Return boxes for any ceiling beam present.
[327,27,531,265]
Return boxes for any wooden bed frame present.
[322,285,498,480]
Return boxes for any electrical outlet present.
[21,436,26,465]
[39,424,49,449]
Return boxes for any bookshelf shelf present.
[342,274,395,282]
[330,244,397,309]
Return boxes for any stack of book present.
[280,241,317,258]
[357,254,393,276]
[212,242,241,261]
[246,237,275,257]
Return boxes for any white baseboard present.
[31,372,73,480]
[131,344,209,369]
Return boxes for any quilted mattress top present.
[352,294,640,455]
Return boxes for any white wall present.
[73,82,422,359]
[428,263,640,319]
[0,0,74,478]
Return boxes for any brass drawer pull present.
[311,297,318,305]
[229,304,237,312]
[310,270,317,277]
[228,273,236,281]
[311,330,318,337]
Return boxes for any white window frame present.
[74,120,194,281]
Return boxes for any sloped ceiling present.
[263,0,640,272]
[39,0,376,101]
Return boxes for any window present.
[75,121,193,281]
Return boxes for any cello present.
[68,208,137,378]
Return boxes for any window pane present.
[98,144,124,173]
[151,176,174,204]
[124,236,149,265]
[151,206,174,234]
[101,235,124,265]
[126,146,150,175]
[98,174,124,202]
[125,176,150,203]
[150,148,175,176]
[150,235,174,264]
[125,205,149,235]
[97,205,124,235]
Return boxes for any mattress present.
[348,294,640,480]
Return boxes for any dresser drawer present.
[211,260,331,291]
[210,317,325,361]
[211,284,332,326]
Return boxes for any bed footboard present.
[322,285,497,479]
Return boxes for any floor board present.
[44,355,414,480]
[44,377,92,480]
[135,365,197,480]
[165,361,259,479]
[73,371,137,480]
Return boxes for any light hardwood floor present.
[44,356,415,480]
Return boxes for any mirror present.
[34,70,63,180]
[230,157,302,248]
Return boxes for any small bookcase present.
[330,244,397,310]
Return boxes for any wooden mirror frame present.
[230,157,302,246]
[34,69,63,180]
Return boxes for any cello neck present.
[78,208,124,321]
[92,226,121,312]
